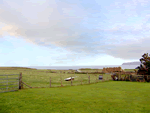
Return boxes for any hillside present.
[122,61,140,65]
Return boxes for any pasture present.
[0,67,112,89]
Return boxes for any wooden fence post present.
[89,75,90,84]
[119,71,120,80]
[130,75,132,82]
[19,72,23,89]
[120,72,122,80]
[7,75,8,91]
[71,76,72,86]
[81,75,82,85]
[143,75,145,82]
[50,77,51,88]
[60,73,63,87]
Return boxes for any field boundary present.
[23,73,112,89]
[19,72,110,89]
[0,73,20,93]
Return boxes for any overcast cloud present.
[0,0,150,64]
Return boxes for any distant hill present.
[0,67,37,70]
[122,61,140,65]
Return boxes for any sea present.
[27,65,139,70]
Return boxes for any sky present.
[0,0,150,67]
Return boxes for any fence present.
[111,72,150,82]
[23,73,112,89]
[0,72,113,90]
[49,74,110,88]
[0,73,22,93]
[1,70,150,92]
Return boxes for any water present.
[27,65,139,70]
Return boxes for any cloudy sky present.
[0,0,149,67]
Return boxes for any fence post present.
[120,72,122,80]
[7,75,8,91]
[119,71,120,80]
[19,72,23,89]
[60,73,63,87]
[81,75,82,85]
[89,75,90,84]
[143,75,145,82]
[71,76,72,86]
[50,77,51,88]
[130,75,132,82]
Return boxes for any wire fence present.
[22,73,113,89]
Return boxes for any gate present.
[0,74,20,93]
[136,75,145,82]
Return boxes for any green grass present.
[125,69,138,72]
[1,81,150,113]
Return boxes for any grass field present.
[1,81,150,113]
[0,67,113,90]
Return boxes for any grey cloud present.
[104,37,150,60]
[0,0,150,61]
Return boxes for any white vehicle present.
[64,77,75,81]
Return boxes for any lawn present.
[1,81,150,113]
